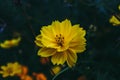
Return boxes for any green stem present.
[52,67,70,80]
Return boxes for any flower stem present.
[52,67,70,80]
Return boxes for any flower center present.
[6,67,13,74]
[55,34,64,47]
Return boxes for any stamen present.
[56,35,58,37]
[60,34,62,36]
[55,34,64,47]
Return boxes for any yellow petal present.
[66,49,77,67]
[41,25,55,40]
[70,44,86,53]
[71,25,86,38]
[0,37,21,49]
[11,37,21,46]
[51,52,67,65]
[0,71,3,74]
[1,66,6,70]
[7,63,13,66]
[35,35,43,47]
[9,73,15,76]
[2,73,9,78]
[69,26,86,53]
[64,24,80,44]
[52,19,72,45]
[36,35,42,40]
[109,16,120,26]
[38,48,56,57]
[35,40,43,47]
[51,66,61,75]
[51,21,61,35]
[40,25,57,48]
[69,37,86,53]
[0,43,11,49]
[60,19,72,37]
[41,37,57,48]
[3,40,10,45]
[56,44,69,52]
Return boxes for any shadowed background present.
[0,0,120,80]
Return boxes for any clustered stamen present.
[55,34,64,47]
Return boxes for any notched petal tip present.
[38,48,56,57]
[51,52,67,65]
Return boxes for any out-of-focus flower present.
[40,57,49,65]
[20,75,33,80]
[33,73,47,80]
[35,19,86,67]
[0,62,22,78]
[51,66,61,75]
[17,66,28,79]
[89,24,97,32]
[109,15,120,26]
[77,75,87,80]
[118,5,120,10]
[17,66,33,80]
[0,37,21,49]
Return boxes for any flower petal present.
[66,49,77,67]
[35,40,43,47]
[35,35,43,47]
[41,25,55,39]
[51,52,67,65]
[69,27,86,53]
[70,44,86,53]
[2,73,9,78]
[41,37,58,48]
[38,48,56,57]
[64,24,80,44]
[40,26,58,48]
[36,35,42,40]
[0,43,11,49]
[1,66,6,70]
[51,21,61,35]
[109,16,120,26]
[71,25,86,38]
[7,63,13,66]
[69,37,86,53]
[60,19,72,37]
[41,26,56,47]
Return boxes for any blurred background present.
[0,0,120,80]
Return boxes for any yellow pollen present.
[55,34,64,47]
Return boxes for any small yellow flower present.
[51,66,61,75]
[0,62,22,78]
[109,15,120,26]
[0,37,21,49]
[35,19,86,67]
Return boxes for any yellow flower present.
[0,62,22,78]
[109,15,120,26]
[0,37,21,49]
[51,66,61,75]
[35,19,86,67]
